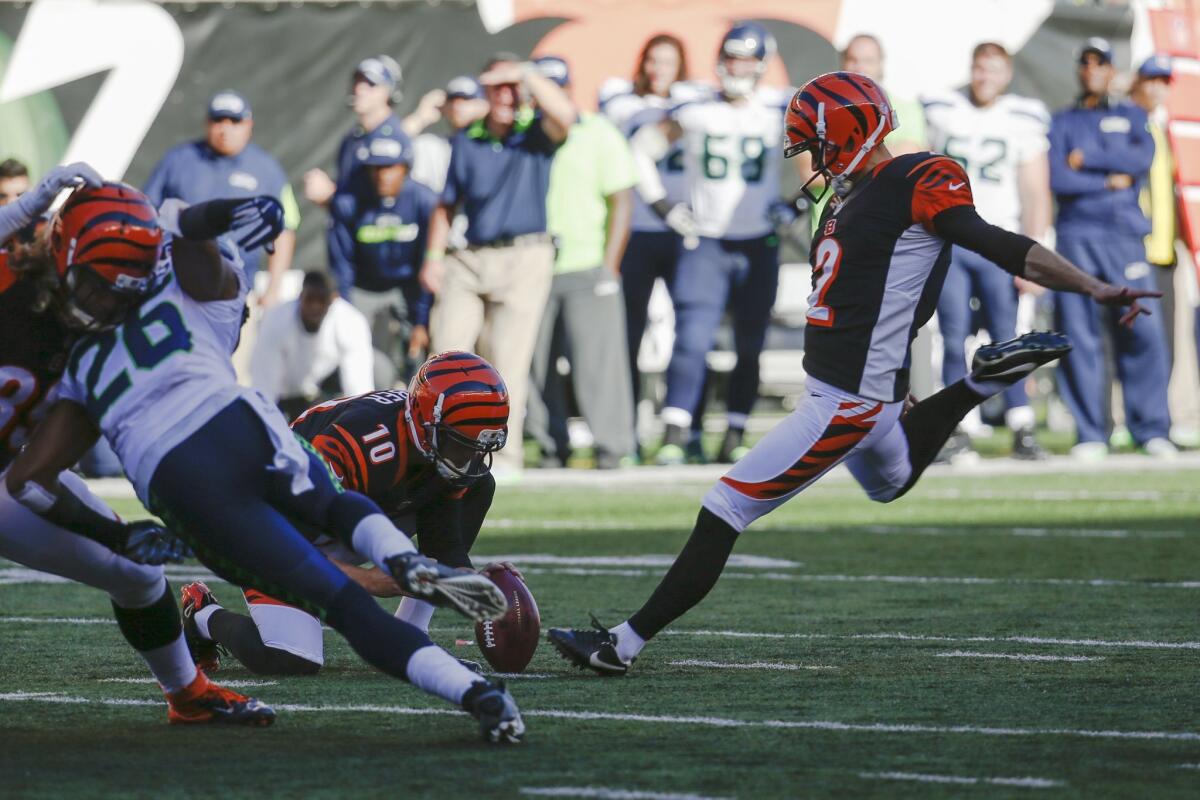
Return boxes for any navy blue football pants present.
[148,399,433,681]
[938,246,1027,410]
[663,235,780,421]
[622,230,683,408]
[1054,233,1171,445]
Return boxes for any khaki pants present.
[429,240,555,472]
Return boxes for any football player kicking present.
[0,165,273,724]
[549,72,1161,675]
[4,183,524,742]
[179,351,515,678]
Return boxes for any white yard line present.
[935,651,1105,663]
[98,678,278,687]
[660,630,1200,650]
[484,553,800,569]
[668,660,836,672]
[521,789,732,800]
[2,691,1198,741]
[4,617,1196,652]
[859,771,1063,789]
[861,525,1187,540]
[517,567,1200,589]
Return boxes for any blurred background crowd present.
[2,0,1197,479]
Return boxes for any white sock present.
[610,620,646,663]
[141,633,198,694]
[351,513,416,569]
[395,597,436,632]
[1005,405,1035,431]
[193,604,221,640]
[661,406,692,429]
[405,644,484,705]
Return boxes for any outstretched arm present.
[0,162,103,242]
[933,205,1159,328]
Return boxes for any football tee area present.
[2,456,1198,799]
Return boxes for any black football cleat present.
[384,552,508,623]
[970,331,1071,387]
[547,615,631,676]
[462,680,525,744]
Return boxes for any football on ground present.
[475,565,540,673]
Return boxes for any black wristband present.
[650,199,672,221]
[177,198,243,241]
[44,483,127,553]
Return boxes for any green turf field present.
[2,464,1198,798]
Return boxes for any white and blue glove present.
[230,196,285,253]
[0,161,103,242]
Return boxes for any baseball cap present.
[533,55,570,87]
[1138,53,1173,80]
[1077,37,1113,65]
[446,75,483,100]
[207,90,251,122]
[355,55,401,91]
[357,135,412,167]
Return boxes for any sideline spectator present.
[144,90,299,306]
[600,33,700,456]
[328,133,436,388]
[1132,54,1200,443]
[304,56,411,209]
[923,42,1052,460]
[420,53,577,476]
[1050,38,1174,459]
[403,76,489,194]
[250,271,374,420]
[526,56,638,469]
[0,159,30,207]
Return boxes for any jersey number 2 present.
[806,238,842,328]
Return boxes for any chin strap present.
[833,113,889,180]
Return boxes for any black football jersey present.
[0,254,74,470]
[290,389,466,515]
[803,152,974,402]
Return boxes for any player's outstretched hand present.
[230,196,285,254]
[1090,283,1162,328]
[122,520,193,565]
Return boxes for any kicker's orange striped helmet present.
[49,182,162,332]
[405,351,509,485]
[785,72,898,201]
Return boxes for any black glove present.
[121,520,193,565]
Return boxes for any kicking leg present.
[549,381,901,674]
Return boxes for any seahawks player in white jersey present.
[5,183,524,743]
[922,41,1053,459]
[601,37,710,447]
[630,21,796,464]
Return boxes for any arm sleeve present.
[931,205,1036,277]
[1048,115,1109,197]
[337,303,375,396]
[326,196,358,298]
[910,156,975,229]
[1074,107,1156,177]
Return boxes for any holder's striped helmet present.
[405,351,509,485]
[49,182,162,332]
[785,72,897,182]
